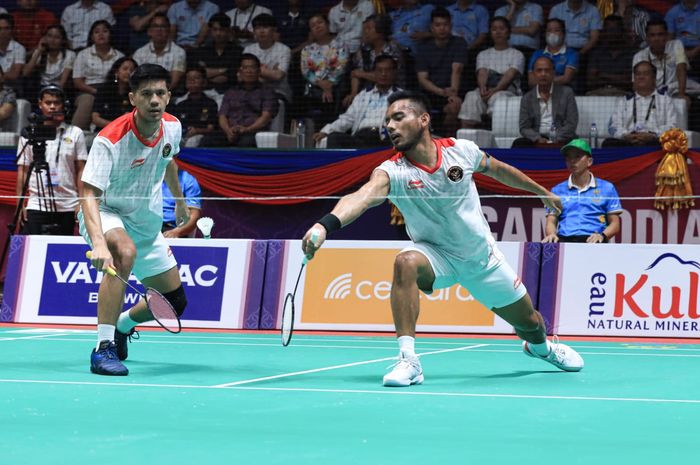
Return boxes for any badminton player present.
[302,90,584,387]
[80,64,190,376]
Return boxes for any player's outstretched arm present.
[303,169,390,258]
[81,182,113,272]
[164,159,190,227]
[478,154,562,215]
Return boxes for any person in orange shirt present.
[10,0,57,52]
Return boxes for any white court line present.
[0,333,73,341]
[212,344,490,388]
[0,378,699,404]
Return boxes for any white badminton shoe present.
[383,352,424,387]
[523,336,584,372]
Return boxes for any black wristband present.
[600,232,608,242]
[318,213,342,234]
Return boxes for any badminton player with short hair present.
[80,63,190,376]
[303,90,584,387]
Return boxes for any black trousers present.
[326,128,390,148]
[22,209,75,235]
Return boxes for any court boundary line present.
[0,378,699,404]
[211,343,490,387]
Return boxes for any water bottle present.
[589,122,598,149]
[549,122,557,143]
[296,119,306,148]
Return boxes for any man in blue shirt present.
[162,168,202,237]
[167,0,220,49]
[390,0,434,53]
[665,0,700,79]
[543,139,622,243]
[548,0,601,55]
[494,0,543,51]
[446,0,489,50]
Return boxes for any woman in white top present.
[22,25,76,98]
[71,20,124,129]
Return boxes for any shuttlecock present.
[196,217,214,239]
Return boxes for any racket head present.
[146,288,182,333]
[281,292,295,346]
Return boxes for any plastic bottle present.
[549,122,557,143]
[296,119,306,148]
[589,122,598,149]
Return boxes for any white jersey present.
[376,138,496,265]
[81,110,181,239]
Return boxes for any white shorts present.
[78,210,177,281]
[402,242,527,309]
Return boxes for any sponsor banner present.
[553,243,700,337]
[9,236,255,329]
[281,240,523,333]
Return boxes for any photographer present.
[16,85,88,235]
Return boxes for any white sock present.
[529,340,551,357]
[96,324,115,349]
[117,311,138,333]
[398,335,416,357]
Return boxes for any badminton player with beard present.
[80,64,190,376]
[302,90,584,387]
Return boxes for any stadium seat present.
[0,99,30,146]
[254,99,298,148]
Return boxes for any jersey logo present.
[407,179,425,189]
[130,158,146,168]
[447,166,464,183]
[162,143,172,158]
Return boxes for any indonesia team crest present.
[447,166,464,183]
[163,143,172,158]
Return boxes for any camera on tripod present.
[21,113,58,166]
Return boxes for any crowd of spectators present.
[0,0,693,149]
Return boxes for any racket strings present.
[146,289,181,333]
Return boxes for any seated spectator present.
[548,0,601,55]
[604,61,679,148]
[127,0,169,54]
[633,19,691,103]
[11,0,58,52]
[494,0,543,54]
[61,0,116,50]
[528,18,578,88]
[167,0,219,50]
[201,54,278,148]
[162,168,202,238]
[71,20,124,130]
[133,13,187,92]
[665,0,700,80]
[459,17,524,129]
[225,0,272,49]
[0,14,26,91]
[447,0,489,51]
[313,55,400,148]
[170,66,219,147]
[328,0,376,55]
[300,13,349,129]
[343,14,404,107]
[22,25,75,98]
[543,139,622,244]
[415,7,467,137]
[275,0,309,54]
[0,67,17,131]
[390,0,434,55]
[187,13,242,95]
[586,15,634,96]
[91,56,137,130]
[513,56,578,147]
[244,13,292,103]
[616,0,652,49]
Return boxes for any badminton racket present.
[281,230,319,346]
[86,251,181,333]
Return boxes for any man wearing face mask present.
[527,18,578,88]
[586,15,634,96]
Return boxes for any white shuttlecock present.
[196,217,214,239]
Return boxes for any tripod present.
[0,137,59,273]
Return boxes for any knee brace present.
[163,285,187,317]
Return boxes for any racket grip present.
[85,250,118,276]
[303,230,321,265]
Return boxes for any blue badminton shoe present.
[114,328,138,361]
[91,340,129,376]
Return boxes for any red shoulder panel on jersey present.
[162,112,179,123]
[434,137,456,149]
[389,152,403,162]
[98,112,133,144]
